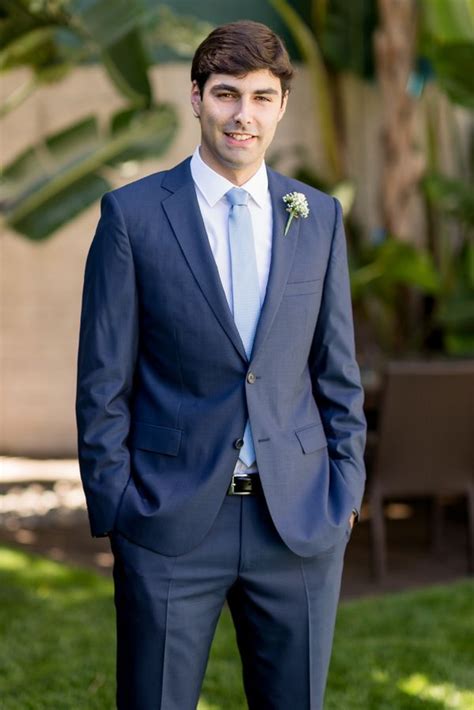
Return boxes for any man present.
[76,20,366,710]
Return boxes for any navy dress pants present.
[109,492,351,710]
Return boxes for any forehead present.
[204,69,282,94]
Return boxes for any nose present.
[233,97,253,125]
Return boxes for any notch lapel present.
[250,168,300,359]
[162,160,248,363]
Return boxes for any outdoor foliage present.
[1,0,473,356]
[1,545,473,709]
[272,0,474,358]
[422,175,474,355]
[0,0,208,239]
[419,0,474,109]
[350,237,441,353]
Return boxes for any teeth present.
[228,133,253,141]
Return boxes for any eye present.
[255,96,272,102]
[217,92,236,99]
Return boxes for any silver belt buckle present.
[229,475,253,495]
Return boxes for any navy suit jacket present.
[76,157,366,557]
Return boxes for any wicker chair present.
[369,360,474,580]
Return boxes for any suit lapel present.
[162,160,248,362]
[161,159,300,365]
[250,168,300,359]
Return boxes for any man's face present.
[191,69,288,185]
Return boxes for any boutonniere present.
[283,192,309,236]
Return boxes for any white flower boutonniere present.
[283,192,309,236]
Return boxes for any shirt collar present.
[190,146,268,208]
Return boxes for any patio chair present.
[369,360,474,580]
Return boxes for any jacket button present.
[247,371,256,384]
[234,438,244,449]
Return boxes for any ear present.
[190,80,201,118]
[277,90,289,123]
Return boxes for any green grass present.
[0,545,473,709]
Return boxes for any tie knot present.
[226,187,249,207]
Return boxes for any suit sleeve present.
[75,192,139,537]
[308,197,366,513]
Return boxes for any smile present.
[225,132,256,142]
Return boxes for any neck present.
[198,146,263,186]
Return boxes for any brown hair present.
[191,20,294,98]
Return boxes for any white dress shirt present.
[190,146,273,473]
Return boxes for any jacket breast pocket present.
[283,279,322,297]
[128,422,182,456]
[295,423,327,453]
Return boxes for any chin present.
[219,153,249,169]
[224,148,260,165]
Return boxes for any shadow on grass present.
[0,547,114,708]
[0,546,472,709]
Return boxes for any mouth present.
[224,132,256,144]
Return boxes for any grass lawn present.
[0,545,473,709]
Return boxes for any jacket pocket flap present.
[284,279,322,297]
[129,422,182,456]
[295,423,327,453]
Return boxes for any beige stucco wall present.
[1,63,470,455]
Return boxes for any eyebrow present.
[210,83,280,96]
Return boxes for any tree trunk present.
[374,0,425,240]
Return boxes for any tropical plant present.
[272,0,474,358]
[269,0,346,184]
[0,0,209,240]
[422,174,474,355]
[419,0,474,109]
[418,0,474,355]
[350,237,441,354]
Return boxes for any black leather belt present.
[227,473,263,496]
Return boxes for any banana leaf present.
[423,173,474,228]
[0,0,155,111]
[0,1,80,73]
[350,238,441,300]
[0,26,74,72]
[419,0,474,108]
[101,30,152,106]
[269,0,343,182]
[70,0,155,105]
[318,0,378,79]
[70,0,153,48]
[1,104,177,240]
[436,241,474,355]
[421,0,474,42]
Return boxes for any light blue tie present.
[227,187,261,466]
